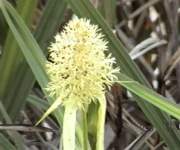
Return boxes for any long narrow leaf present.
[0,0,48,88]
[0,133,16,150]
[0,0,37,118]
[118,73,180,120]
[0,101,25,149]
[35,0,67,51]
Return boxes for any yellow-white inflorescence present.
[46,17,119,109]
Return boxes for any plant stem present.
[63,105,76,150]
[96,96,106,150]
[83,111,88,150]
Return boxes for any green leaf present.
[27,94,50,111]
[118,73,180,120]
[36,99,62,125]
[35,0,67,51]
[0,0,48,89]
[0,0,38,118]
[0,101,25,150]
[0,133,16,150]
[98,0,116,27]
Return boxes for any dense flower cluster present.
[46,17,119,109]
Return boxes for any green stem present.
[82,111,88,150]
[96,96,106,150]
[63,106,76,150]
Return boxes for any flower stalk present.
[82,111,88,150]
[96,95,106,150]
[63,106,76,150]
[38,17,119,150]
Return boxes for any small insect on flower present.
[37,17,119,124]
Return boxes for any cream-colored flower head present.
[46,17,119,109]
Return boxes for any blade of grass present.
[34,0,67,51]
[0,101,25,149]
[98,0,116,27]
[118,73,180,120]
[0,10,8,44]
[0,133,16,150]
[0,0,37,119]
[27,94,50,111]
[64,0,180,148]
